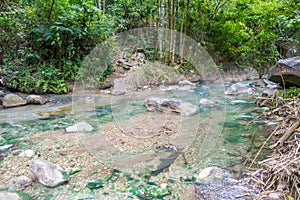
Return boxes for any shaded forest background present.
[0,0,299,93]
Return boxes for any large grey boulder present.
[26,95,49,105]
[0,192,22,200]
[29,159,68,187]
[2,93,27,108]
[265,56,300,87]
[144,97,198,116]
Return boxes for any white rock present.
[144,97,198,116]
[29,158,68,187]
[159,85,180,92]
[19,150,35,157]
[15,175,32,186]
[199,98,215,105]
[225,83,255,95]
[66,121,93,133]
[268,192,282,199]
[197,167,224,181]
[178,80,196,87]
[0,144,13,152]
[0,192,22,200]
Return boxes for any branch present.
[48,0,55,21]
[278,120,300,147]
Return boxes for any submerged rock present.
[26,95,49,105]
[144,97,198,116]
[265,56,300,87]
[66,121,94,133]
[3,93,27,108]
[29,158,68,187]
[0,192,22,200]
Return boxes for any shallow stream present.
[0,81,271,198]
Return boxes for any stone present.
[111,77,141,95]
[2,93,27,108]
[0,144,13,153]
[218,67,260,83]
[26,95,49,105]
[197,167,224,182]
[0,90,5,97]
[265,56,300,87]
[159,85,180,92]
[15,175,32,187]
[249,79,267,87]
[0,192,22,200]
[178,80,196,87]
[144,97,198,116]
[99,82,112,90]
[66,121,94,133]
[29,158,68,187]
[19,149,35,158]
[268,192,283,200]
[199,98,222,105]
[195,177,259,200]
[225,83,255,96]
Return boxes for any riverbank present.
[251,90,300,199]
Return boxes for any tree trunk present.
[158,0,165,59]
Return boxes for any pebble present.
[19,150,35,158]
[15,175,32,187]
[0,144,13,153]
[66,121,94,133]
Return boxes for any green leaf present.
[86,181,103,189]
[138,172,151,179]
[69,167,82,175]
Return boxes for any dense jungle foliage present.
[0,0,299,93]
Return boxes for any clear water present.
[0,82,267,171]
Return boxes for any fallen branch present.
[269,120,300,149]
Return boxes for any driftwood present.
[270,120,300,148]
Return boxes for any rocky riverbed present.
[0,78,281,199]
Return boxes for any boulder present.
[0,192,22,200]
[29,159,68,187]
[2,93,27,108]
[197,167,224,182]
[112,77,134,95]
[217,67,260,83]
[144,97,198,116]
[225,83,255,96]
[26,95,49,105]
[265,56,300,87]
[66,121,94,133]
